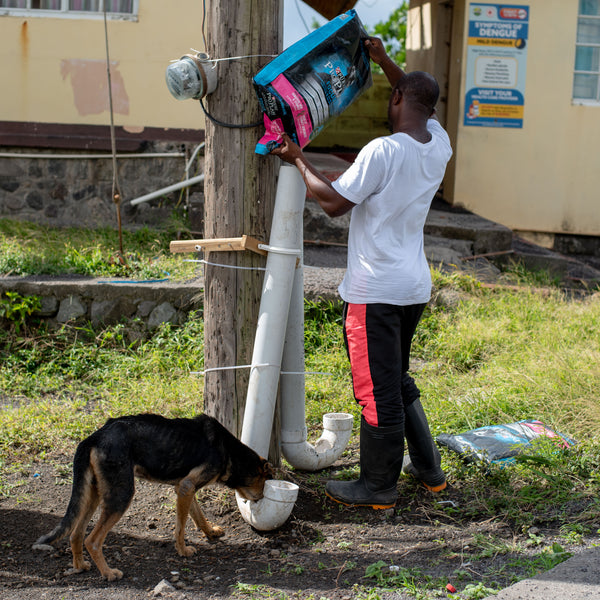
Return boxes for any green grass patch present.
[0,218,196,281]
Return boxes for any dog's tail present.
[32,440,95,549]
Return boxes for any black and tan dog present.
[32,413,272,581]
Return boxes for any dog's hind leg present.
[189,495,224,540]
[84,509,125,581]
[66,484,100,575]
[82,448,133,581]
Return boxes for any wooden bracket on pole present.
[170,234,267,256]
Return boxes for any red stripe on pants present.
[345,303,378,427]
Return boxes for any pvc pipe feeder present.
[239,164,306,459]
[281,412,354,471]
[278,184,353,471]
[236,164,304,530]
[236,163,353,531]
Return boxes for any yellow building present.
[0,0,208,149]
[408,0,600,242]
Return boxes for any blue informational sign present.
[464,4,529,128]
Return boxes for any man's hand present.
[364,37,388,65]
[270,134,303,165]
[364,36,405,87]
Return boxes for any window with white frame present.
[574,0,600,102]
[0,0,137,18]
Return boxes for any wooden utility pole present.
[203,1,282,441]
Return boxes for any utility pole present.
[203,1,282,443]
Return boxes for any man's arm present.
[271,135,354,218]
[365,37,405,87]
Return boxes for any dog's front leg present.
[189,495,224,540]
[174,479,197,557]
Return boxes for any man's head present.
[388,71,440,129]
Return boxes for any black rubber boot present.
[325,417,404,509]
[402,398,446,492]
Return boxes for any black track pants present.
[343,302,426,427]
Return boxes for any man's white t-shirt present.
[332,119,452,306]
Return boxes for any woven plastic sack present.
[436,420,576,466]
[253,9,372,155]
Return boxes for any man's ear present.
[392,87,402,105]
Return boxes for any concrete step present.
[424,208,513,255]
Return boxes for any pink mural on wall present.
[61,59,129,116]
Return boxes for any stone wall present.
[0,276,204,336]
[0,142,205,231]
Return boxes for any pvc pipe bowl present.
[235,479,299,531]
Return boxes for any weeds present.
[0,291,41,333]
[364,560,441,597]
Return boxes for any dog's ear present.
[262,459,274,479]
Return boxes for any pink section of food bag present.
[270,74,313,147]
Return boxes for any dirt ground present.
[1,436,595,600]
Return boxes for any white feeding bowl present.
[235,479,299,531]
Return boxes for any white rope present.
[184,258,332,272]
[193,362,276,376]
[192,365,332,377]
[187,49,277,63]
[183,258,267,271]
[211,54,278,62]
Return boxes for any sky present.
[283,0,402,48]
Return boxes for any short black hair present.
[394,71,440,115]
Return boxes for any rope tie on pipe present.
[257,244,302,256]
[184,259,332,272]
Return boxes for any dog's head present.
[234,458,273,501]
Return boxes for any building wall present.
[407,0,600,238]
[0,1,207,131]
[451,0,600,236]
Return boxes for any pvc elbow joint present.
[235,479,299,531]
[281,413,354,471]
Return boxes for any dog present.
[32,413,273,581]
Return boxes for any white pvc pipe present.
[278,168,354,471]
[236,480,299,531]
[0,152,185,159]
[236,162,353,530]
[129,173,205,206]
[235,164,304,529]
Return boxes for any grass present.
[2,219,600,597]
[0,217,197,281]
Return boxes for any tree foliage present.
[368,2,408,71]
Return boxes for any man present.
[271,38,453,508]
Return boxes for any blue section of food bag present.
[253,10,358,86]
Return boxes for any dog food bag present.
[253,9,372,155]
[436,419,576,466]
